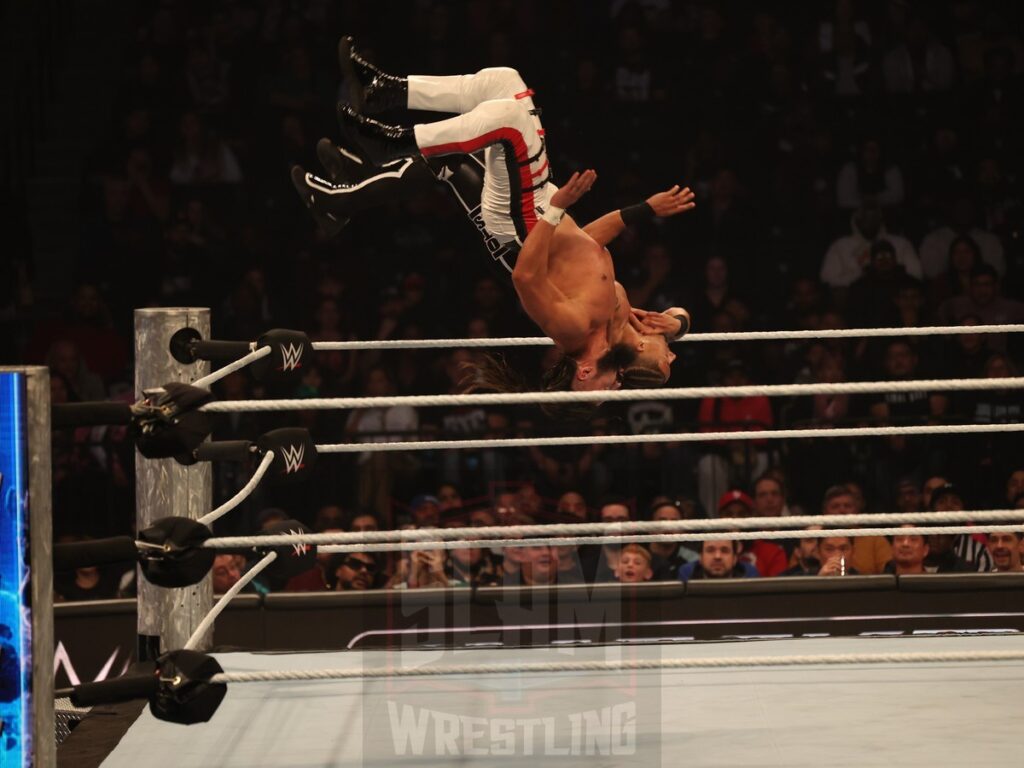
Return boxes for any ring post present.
[135,308,213,659]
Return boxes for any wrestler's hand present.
[551,170,597,208]
[631,307,689,337]
[646,185,696,217]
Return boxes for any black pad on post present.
[260,519,318,585]
[150,650,227,725]
[137,517,215,588]
[133,383,214,460]
[257,428,317,484]
[249,329,313,382]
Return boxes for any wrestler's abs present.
[546,215,623,331]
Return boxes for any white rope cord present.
[208,648,1024,685]
[316,422,1024,454]
[201,508,1024,550]
[190,345,267,390]
[318,523,1024,554]
[199,376,1024,413]
[197,451,275,526]
[184,551,277,651]
[310,323,1024,350]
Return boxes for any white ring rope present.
[197,451,276,526]
[184,551,277,651]
[315,422,1024,454]
[310,323,1024,351]
[191,345,267,390]
[200,509,1024,550]
[317,523,1024,554]
[198,376,1024,413]
[207,648,1024,685]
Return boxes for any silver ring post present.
[134,308,213,658]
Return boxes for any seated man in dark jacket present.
[679,539,759,581]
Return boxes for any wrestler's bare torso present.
[542,214,630,346]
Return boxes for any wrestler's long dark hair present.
[459,343,654,422]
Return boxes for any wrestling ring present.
[7,309,1024,766]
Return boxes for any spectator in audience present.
[697,360,773,514]
[783,527,823,576]
[921,475,951,510]
[937,264,1024,330]
[346,366,420,517]
[556,491,589,521]
[584,499,633,582]
[445,526,502,588]
[753,473,789,517]
[614,545,655,584]
[920,197,1005,282]
[313,505,346,532]
[871,340,948,425]
[821,200,920,290]
[895,477,922,513]
[504,544,561,587]
[212,554,244,594]
[46,340,106,401]
[348,510,381,532]
[717,490,788,577]
[882,15,955,94]
[987,532,1023,572]
[816,535,858,576]
[648,499,699,580]
[679,540,759,581]
[332,553,378,591]
[257,507,288,532]
[821,485,892,574]
[168,111,242,185]
[437,483,464,512]
[836,138,906,211]
[885,527,930,575]
[928,483,994,571]
[1006,469,1024,507]
[409,495,441,528]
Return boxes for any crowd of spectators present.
[8,1,1023,599]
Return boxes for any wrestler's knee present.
[475,66,529,97]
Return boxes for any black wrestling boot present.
[290,165,351,238]
[316,137,363,183]
[338,35,408,113]
[336,103,417,166]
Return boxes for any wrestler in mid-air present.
[292,37,694,393]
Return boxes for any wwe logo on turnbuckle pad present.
[280,443,306,475]
[279,343,305,372]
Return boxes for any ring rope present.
[309,323,1024,351]
[317,523,1024,554]
[191,345,267,390]
[197,451,275,526]
[198,376,1024,413]
[198,509,1024,550]
[315,422,1024,454]
[207,649,1024,685]
[184,551,276,651]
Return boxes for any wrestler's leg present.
[340,36,539,116]
[294,142,519,271]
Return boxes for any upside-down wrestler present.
[292,38,694,393]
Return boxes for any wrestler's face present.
[634,334,676,383]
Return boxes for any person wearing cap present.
[928,483,993,572]
[820,485,892,575]
[409,494,441,528]
[679,539,759,581]
[717,490,788,577]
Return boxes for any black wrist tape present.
[666,312,690,341]
[620,201,655,226]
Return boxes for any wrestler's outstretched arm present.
[512,170,597,347]
[581,185,695,247]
